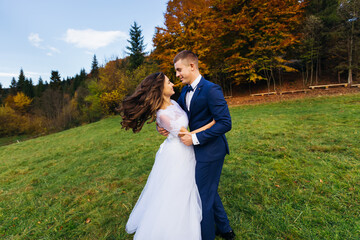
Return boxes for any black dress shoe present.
[217,230,236,240]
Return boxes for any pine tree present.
[71,69,87,95]
[126,21,146,70]
[91,55,99,78]
[24,78,35,98]
[36,77,45,97]
[50,70,61,90]
[17,69,26,93]
[10,77,17,95]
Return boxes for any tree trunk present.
[271,68,276,92]
[278,68,282,91]
[315,50,319,85]
[318,53,322,78]
[310,43,314,86]
[348,20,354,86]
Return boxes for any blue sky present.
[0,0,168,88]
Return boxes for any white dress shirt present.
[186,74,202,111]
[186,75,202,145]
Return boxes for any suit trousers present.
[195,158,231,240]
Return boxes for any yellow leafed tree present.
[12,92,33,113]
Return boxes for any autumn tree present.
[12,92,33,114]
[126,57,160,93]
[214,0,305,90]
[0,104,28,136]
[87,56,159,114]
[97,59,127,114]
[153,0,305,92]
[152,0,212,85]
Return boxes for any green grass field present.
[1,93,359,239]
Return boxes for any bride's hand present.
[179,131,193,146]
[178,127,189,137]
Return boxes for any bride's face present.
[162,76,175,97]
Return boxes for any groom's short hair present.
[174,50,198,68]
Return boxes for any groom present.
[159,50,235,240]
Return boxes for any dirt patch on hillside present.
[226,86,360,106]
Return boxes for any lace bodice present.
[156,100,188,139]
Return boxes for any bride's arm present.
[190,119,216,134]
[178,120,215,137]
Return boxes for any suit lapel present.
[178,86,189,114]
[189,77,205,118]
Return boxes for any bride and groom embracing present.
[120,50,235,240]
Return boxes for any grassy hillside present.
[1,93,359,239]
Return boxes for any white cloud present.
[26,71,48,77]
[0,71,50,87]
[47,46,60,56]
[64,28,127,50]
[28,33,43,47]
[0,71,47,79]
[28,33,60,56]
[0,72,17,78]
[48,46,60,53]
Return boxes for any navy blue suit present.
[178,77,232,240]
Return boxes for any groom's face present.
[174,59,195,85]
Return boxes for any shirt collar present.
[190,75,202,90]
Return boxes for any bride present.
[120,72,214,239]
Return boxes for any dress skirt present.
[125,137,202,240]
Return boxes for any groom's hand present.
[156,122,169,137]
[180,132,193,146]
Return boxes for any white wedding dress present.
[125,100,202,240]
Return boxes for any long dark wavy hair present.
[119,72,165,133]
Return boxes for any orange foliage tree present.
[152,0,213,86]
[216,0,306,90]
[152,0,306,89]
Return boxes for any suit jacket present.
[178,77,231,162]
